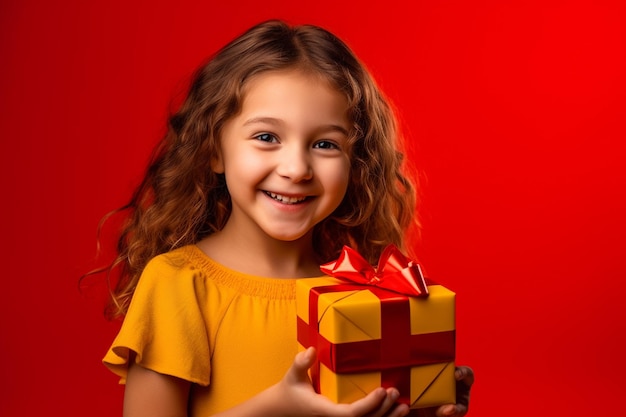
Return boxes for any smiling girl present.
[96,19,473,417]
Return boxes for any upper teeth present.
[267,192,307,204]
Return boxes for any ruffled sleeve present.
[102,251,212,386]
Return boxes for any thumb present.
[286,347,316,383]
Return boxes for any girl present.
[98,19,473,417]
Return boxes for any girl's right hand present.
[275,347,410,417]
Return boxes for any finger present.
[296,347,317,369]
[454,366,474,387]
[435,404,456,417]
[386,402,410,417]
[285,347,316,384]
[358,388,410,417]
[432,366,474,417]
[454,366,473,412]
[370,388,401,417]
[345,387,388,416]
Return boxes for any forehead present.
[238,69,350,127]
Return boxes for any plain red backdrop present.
[1,0,625,416]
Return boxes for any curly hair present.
[93,19,418,319]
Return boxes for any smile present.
[265,191,308,204]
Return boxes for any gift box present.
[296,245,456,409]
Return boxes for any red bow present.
[320,244,429,297]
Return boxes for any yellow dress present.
[103,245,315,415]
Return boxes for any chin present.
[267,229,311,243]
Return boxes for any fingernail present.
[302,348,312,361]
[444,405,456,415]
[389,388,399,401]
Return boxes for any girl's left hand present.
[432,366,474,417]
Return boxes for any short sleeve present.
[102,253,211,386]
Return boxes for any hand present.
[425,366,474,417]
[276,347,410,417]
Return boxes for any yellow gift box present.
[296,272,456,409]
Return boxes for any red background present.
[1,0,625,416]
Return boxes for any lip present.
[263,190,311,205]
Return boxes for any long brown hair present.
[91,19,418,319]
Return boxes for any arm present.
[123,354,191,417]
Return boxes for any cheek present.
[326,161,351,202]
[224,150,269,180]
[241,155,268,173]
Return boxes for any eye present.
[313,140,339,150]
[254,133,278,143]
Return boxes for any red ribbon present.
[320,244,429,297]
[299,245,454,406]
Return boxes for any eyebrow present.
[243,116,350,136]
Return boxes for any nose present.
[276,145,313,182]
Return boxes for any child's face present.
[213,69,352,244]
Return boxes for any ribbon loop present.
[320,244,429,297]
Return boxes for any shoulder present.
[124,245,232,329]
[137,246,196,288]
[143,245,199,275]
[135,244,258,303]
[133,245,217,304]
